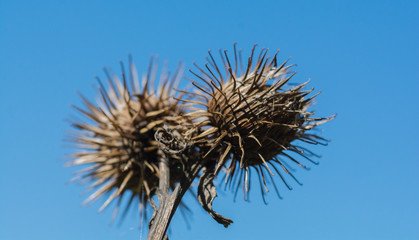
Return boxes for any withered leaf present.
[197,167,233,228]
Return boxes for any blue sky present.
[0,0,418,239]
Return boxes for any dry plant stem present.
[159,155,170,195]
[147,157,201,240]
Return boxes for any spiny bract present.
[69,57,193,221]
[186,44,335,200]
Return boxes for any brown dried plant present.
[186,44,335,202]
[69,57,194,222]
[68,45,334,240]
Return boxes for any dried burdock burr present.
[186,44,335,201]
[68,56,194,222]
[67,44,334,240]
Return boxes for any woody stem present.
[147,154,202,240]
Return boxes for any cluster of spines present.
[184,44,334,201]
[70,57,188,222]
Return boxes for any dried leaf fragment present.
[197,167,233,228]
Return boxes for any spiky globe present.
[187,44,334,199]
[69,57,192,220]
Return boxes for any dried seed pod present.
[69,56,193,221]
[187,44,334,200]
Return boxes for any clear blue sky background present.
[1,0,418,239]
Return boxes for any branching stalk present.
[147,154,202,240]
